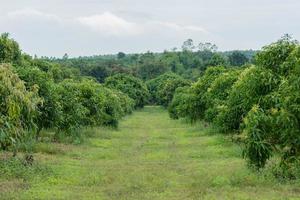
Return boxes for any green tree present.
[146,72,183,104]
[0,64,40,152]
[16,67,61,138]
[197,42,218,52]
[55,80,88,136]
[182,39,195,51]
[228,51,249,66]
[168,66,226,122]
[204,69,241,122]
[105,74,149,108]
[137,53,168,80]
[255,34,298,75]
[76,79,134,127]
[0,33,22,65]
[117,52,126,59]
[216,66,278,133]
[158,78,190,107]
[207,53,228,67]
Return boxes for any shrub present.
[0,33,22,65]
[54,80,88,136]
[57,79,134,132]
[190,66,226,121]
[243,99,299,170]
[243,40,300,174]
[54,78,132,137]
[158,78,190,107]
[111,89,134,116]
[105,74,149,108]
[255,34,298,75]
[168,66,226,122]
[16,67,61,136]
[215,66,278,133]
[168,86,195,120]
[242,105,274,169]
[92,85,130,127]
[146,72,181,104]
[0,64,40,152]
[137,60,168,80]
[204,69,241,122]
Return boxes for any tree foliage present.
[146,72,189,105]
[16,66,61,135]
[0,64,40,151]
[228,51,249,66]
[0,33,22,65]
[0,35,135,151]
[215,66,278,132]
[243,43,300,172]
[169,66,226,122]
[105,73,149,108]
[168,36,300,176]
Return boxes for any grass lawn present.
[1,106,300,199]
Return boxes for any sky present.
[0,0,299,57]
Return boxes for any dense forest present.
[1,32,300,198]
[45,40,256,82]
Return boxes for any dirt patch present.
[0,179,29,193]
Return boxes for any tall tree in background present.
[182,39,195,51]
[137,52,168,80]
[198,42,218,52]
[228,51,249,66]
[0,33,22,65]
[117,52,126,59]
[160,51,184,74]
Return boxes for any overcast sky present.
[0,0,299,57]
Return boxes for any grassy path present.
[1,106,300,199]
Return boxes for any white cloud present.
[7,8,60,21]
[77,12,142,36]
[151,21,208,33]
[77,12,208,37]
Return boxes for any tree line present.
[165,35,300,179]
[44,39,255,83]
[0,33,148,155]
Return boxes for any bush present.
[204,69,241,122]
[242,39,300,174]
[0,64,40,152]
[16,67,61,136]
[244,66,300,170]
[255,34,298,75]
[0,33,22,65]
[190,66,226,121]
[54,78,134,138]
[242,105,274,169]
[16,66,134,141]
[16,66,135,141]
[158,78,190,107]
[111,89,134,116]
[169,66,226,122]
[90,85,132,127]
[168,86,195,120]
[146,72,181,104]
[215,66,278,133]
[54,80,88,136]
[147,72,190,106]
[105,74,149,108]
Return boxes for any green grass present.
[1,106,300,199]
